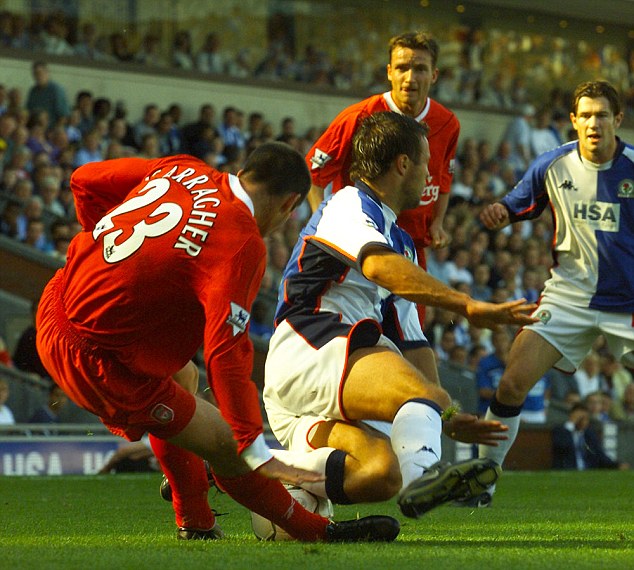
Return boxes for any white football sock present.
[391,401,442,489]
[270,447,335,498]
[478,409,521,495]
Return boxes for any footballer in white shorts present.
[264,319,403,452]
[525,296,634,373]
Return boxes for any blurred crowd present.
[0,8,633,116]
[1,11,634,433]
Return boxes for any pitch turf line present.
[1,471,632,570]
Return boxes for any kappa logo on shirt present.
[227,302,250,336]
[559,179,578,192]
[309,148,332,170]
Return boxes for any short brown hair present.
[349,111,429,182]
[572,80,622,116]
[388,32,439,68]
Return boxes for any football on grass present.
[251,487,334,541]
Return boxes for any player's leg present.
[341,345,451,487]
[478,329,561,476]
[148,361,219,537]
[341,345,502,518]
[169,396,399,542]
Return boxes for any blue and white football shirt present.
[275,182,427,351]
[502,138,634,312]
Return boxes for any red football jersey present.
[62,155,266,452]
[306,92,460,245]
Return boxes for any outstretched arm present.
[361,246,537,328]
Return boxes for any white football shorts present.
[263,319,401,451]
[525,296,634,373]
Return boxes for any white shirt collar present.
[229,174,254,215]
[382,92,430,122]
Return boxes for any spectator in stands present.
[133,103,160,148]
[552,403,629,470]
[180,103,217,155]
[38,174,65,217]
[74,22,110,62]
[471,263,492,301]
[217,106,246,149]
[22,217,50,252]
[74,90,94,135]
[196,32,227,74]
[611,383,634,421]
[110,32,135,63]
[426,245,452,284]
[40,14,73,57]
[92,97,112,123]
[73,129,103,168]
[135,33,167,68]
[0,376,15,425]
[0,198,22,239]
[573,352,604,399]
[445,248,474,287]
[156,111,181,156]
[585,391,613,425]
[598,351,633,402]
[28,382,69,423]
[136,132,160,159]
[171,30,194,70]
[530,106,561,157]
[26,61,70,127]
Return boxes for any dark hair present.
[389,32,439,68]
[241,141,310,200]
[349,111,428,182]
[572,80,622,116]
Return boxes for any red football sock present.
[149,434,214,530]
[215,470,329,541]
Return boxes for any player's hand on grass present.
[443,413,509,446]
[465,298,538,329]
[256,457,326,485]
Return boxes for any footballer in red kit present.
[36,145,401,542]
[307,92,458,260]
[41,156,265,446]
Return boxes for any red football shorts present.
[36,272,196,441]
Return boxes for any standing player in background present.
[305,31,459,383]
[475,80,634,506]
[36,143,399,542]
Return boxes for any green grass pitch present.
[2,470,633,570]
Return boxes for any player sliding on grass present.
[471,80,634,506]
[261,111,538,518]
[36,142,399,542]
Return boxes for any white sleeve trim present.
[241,433,274,470]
